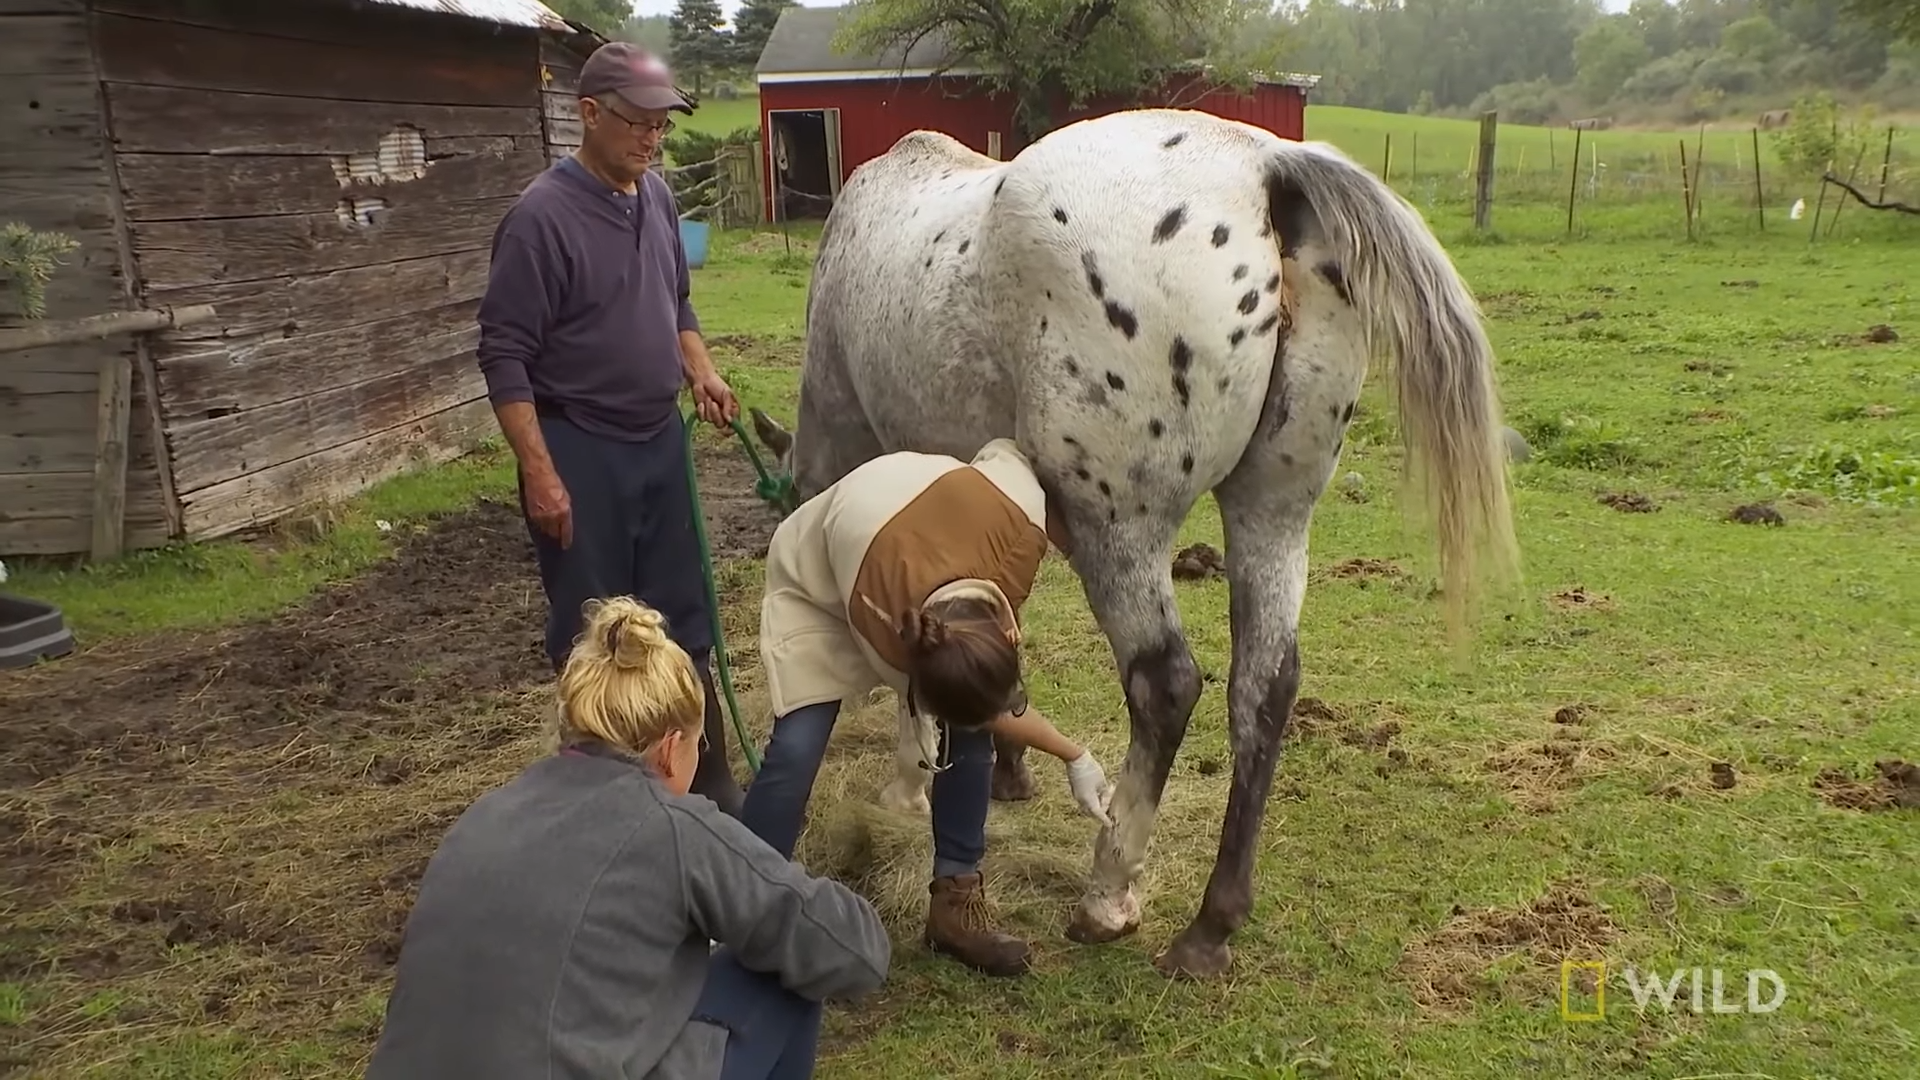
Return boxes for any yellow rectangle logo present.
[1561,960,1606,1021]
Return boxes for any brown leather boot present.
[923,872,1031,976]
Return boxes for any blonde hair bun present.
[553,596,704,758]
[600,600,671,670]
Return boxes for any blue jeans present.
[692,948,821,1080]
[739,700,994,879]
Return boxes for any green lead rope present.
[682,409,798,776]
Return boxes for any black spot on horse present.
[958,239,970,254]
[1106,371,1126,390]
[1162,132,1186,148]
[1180,453,1195,474]
[1327,404,1341,420]
[1062,356,1077,375]
[924,256,933,269]
[1229,327,1247,347]
[1149,418,1164,438]
[1053,207,1069,224]
[1172,372,1191,409]
[934,229,947,244]
[1097,479,1112,497]
[1317,261,1351,304]
[1341,401,1355,424]
[1217,376,1231,392]
[1083,382,1109,407]
[1169,336,1192,372]
[1211,224,1230,247]
[1152,205,1188,244]
[1042,317,1051,335]
[1075,466,1092,481]
[1237,290,1259,315]
[1104,300,1139,339]
[1232,264,1248,281]
[1254,311,1281,336]
[994,177,1007,197]
[1081,251,1104,298]
[1108,507,1118,524]
[1264,272,1280,293]
[1281,452,1295,466]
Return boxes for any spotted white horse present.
[749,108,1519,978]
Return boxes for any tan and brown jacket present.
[757,439,1051,718]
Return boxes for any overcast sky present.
[623,0,1634,26]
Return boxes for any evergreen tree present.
[668,0,732,94]
[732,0,799,69]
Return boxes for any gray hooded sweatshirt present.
[364,743,891,1079]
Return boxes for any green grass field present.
[2,112,1916,1079]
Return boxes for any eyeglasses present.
[598,101,674,137]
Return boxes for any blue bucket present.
[680,219,710,269]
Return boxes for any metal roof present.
[755,6,959,75]
[357,0,580,33]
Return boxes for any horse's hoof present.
[877,779,930,816]
[990,760,1038,802]
[1152,931,1232,980]
[1065,890,1141,944]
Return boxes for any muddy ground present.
[0,442,782,1075]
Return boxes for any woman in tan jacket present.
[738,438,1111,978]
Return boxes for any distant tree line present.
[1275,0,1919,126]
[542,0,798,96]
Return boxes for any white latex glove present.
[1066,751,1113,825]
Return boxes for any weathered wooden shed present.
[1,0,604,558]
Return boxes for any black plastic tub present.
[0,592,76,670]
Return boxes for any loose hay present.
[1812,759,1920,811]
[1397,879,1621,1014]
[1481,736,1617,813]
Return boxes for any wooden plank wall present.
[91,0,551,540]
[0,0,173,556]
[539,34,585,163]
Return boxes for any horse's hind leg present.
[1060,509,1202,946]
[1154,258,1366,979]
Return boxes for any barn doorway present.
[766,108,842,222]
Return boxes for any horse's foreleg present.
[1063,521,1201,947]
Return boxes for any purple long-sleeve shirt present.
[476,156,700,442]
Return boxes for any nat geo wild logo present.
[1561,960,1788,1021]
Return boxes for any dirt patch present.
[1397,879,1620,1012]
[690,431,786,561]
[1599,491,1659,513]
[1483,736,1616,813]
[1813,759,1920,811]
[1727,502,1786,526]
[1170,542,1226,581]
[1549,586,1614,611]
[0,444,786,1073]
[1317,557,1408,584]
[1862,323,1899,344]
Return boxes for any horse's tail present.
[1263,140,1519,640]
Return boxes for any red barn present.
[752,5,1319,221]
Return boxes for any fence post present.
[1678,140,1695,240]
[1565,126,1583,236]
[1473,110,1497,231]
[1876,125,1895,202]
[1751,127,1765,231]
[987,131,1002,161]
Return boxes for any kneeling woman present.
[740,438,1111,978]
[367,597,890,1080]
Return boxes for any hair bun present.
[604,601,670,670]
[901,609,949,655]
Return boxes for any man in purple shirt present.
[476,42,745,815]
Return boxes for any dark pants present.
[738,701,994,879]
[522,409,744,815]
[692,948,822,1080]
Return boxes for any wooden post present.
[1826,141,1869,238]
[1678,140,1695,240]
[1549,128,1556,173]
[1409,131,1418,182]
[1689,127,1707,233]
[1751,127,1766,231]
[1875,125,1895,203]
[1382,132,1392,182]
[1808,156,1833,243]
[1565,126,1583,236]
[1473,110,1497,231]
[986,131,1002,161]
